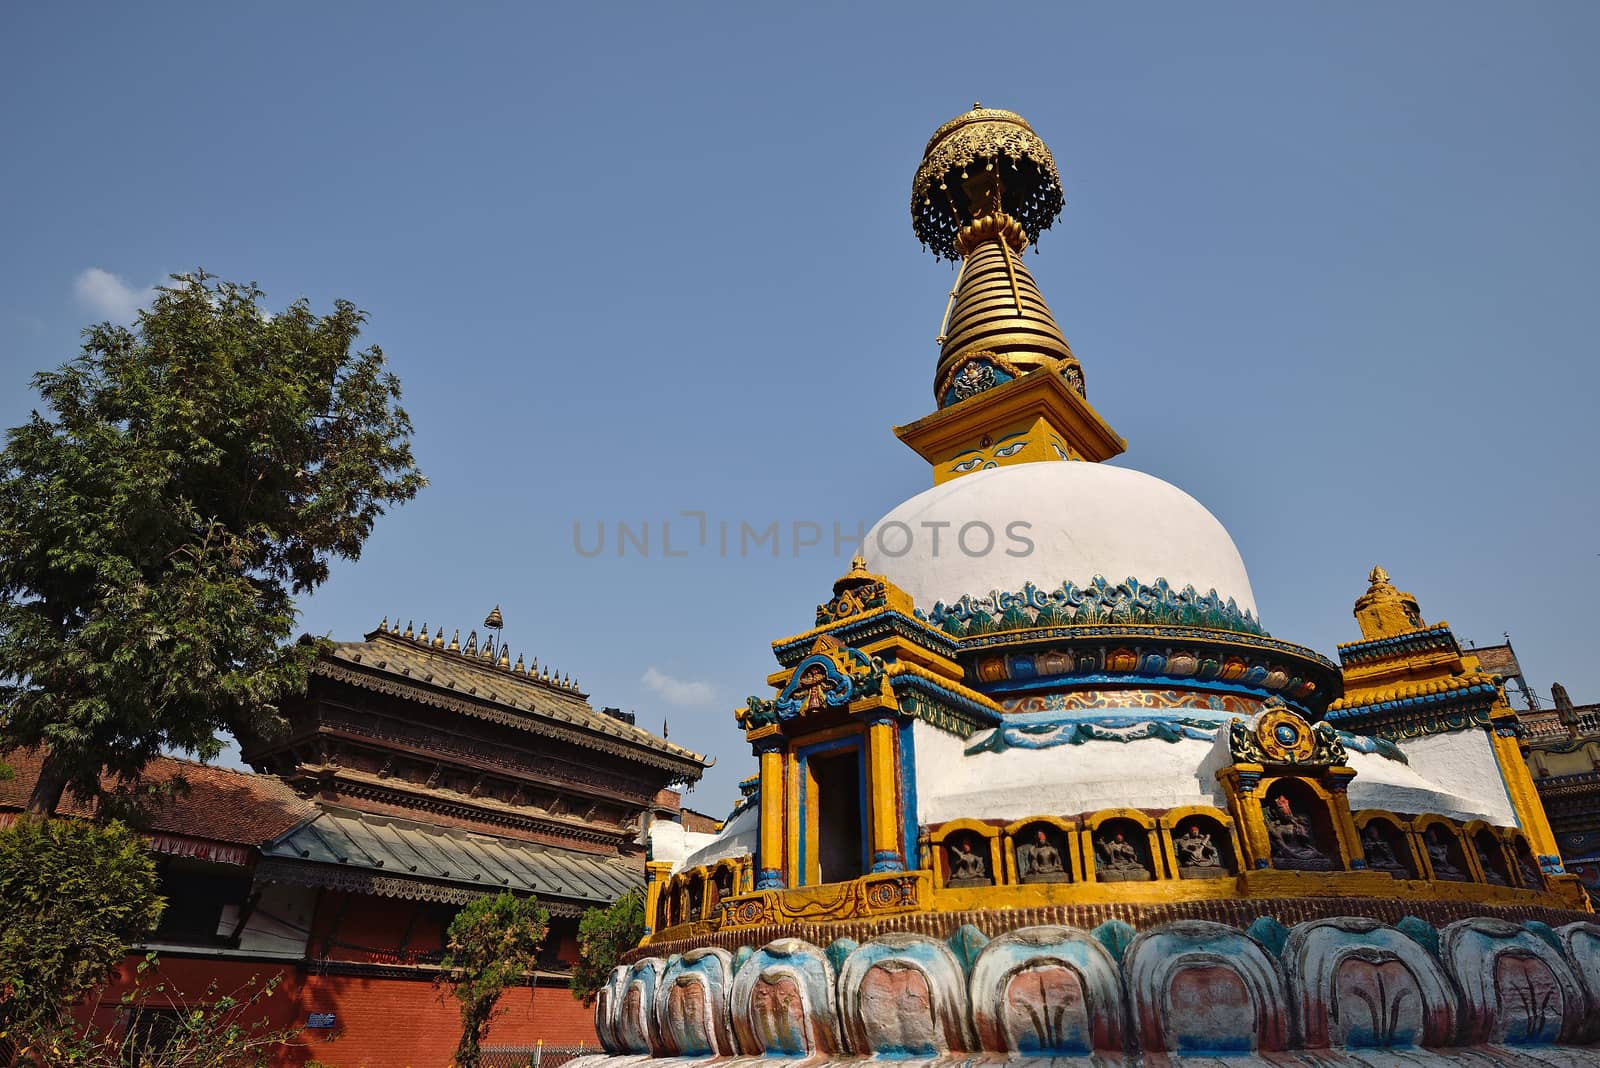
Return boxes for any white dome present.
[864,462,1257,618]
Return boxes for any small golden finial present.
[378,615,388,632]
[1368,565,1393,592]
[497,645,510,668]
[485,604,504,630]
[513,653,525,675]
[463,630,478,656]
[541,665,551,682]
[973,101,983,110]
[403,620,414,640]
[447,629,461,652]
[850,553,867,573]
[562,672,570,688]
[433,629,445,649]
[390,618,401,634]
[419,623,430,644]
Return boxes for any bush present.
[0,817,163,1041]
[439,893,549,1068]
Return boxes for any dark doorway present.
[810,749,864,884]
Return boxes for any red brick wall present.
[87,953,598,1067]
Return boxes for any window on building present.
[150,858,252,946]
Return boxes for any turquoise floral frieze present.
[928,577,1266,639]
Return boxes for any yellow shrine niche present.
[1331,566,1568,876]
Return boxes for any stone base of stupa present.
[584,911,1600,1062]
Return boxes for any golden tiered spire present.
[896,105,1124,484]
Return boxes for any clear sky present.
[3,3,1597,816]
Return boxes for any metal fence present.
[480,1044,594,1068]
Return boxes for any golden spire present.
[914,104,1084,402]
[484,604,504,629]
[447,629,461,652]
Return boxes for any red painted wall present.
[89,953,598,1067]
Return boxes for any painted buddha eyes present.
[949,433,1030,474]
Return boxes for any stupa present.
[579,107,1600,1063]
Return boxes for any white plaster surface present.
[913,719,1226,825]
[913,718,1520,828]
[676,803,756,873]
[865,462,1257,616]
[1391,729,1516,827]
[648,819,723,872]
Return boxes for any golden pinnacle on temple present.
[419,623,430,644]
[447,629,461,652]
[402,621,414,639]
[485,604,504,630]
[513,653,525,675]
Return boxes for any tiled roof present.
[1326,675,1499,715]
[318,629,710,774]
[0,749,315,846]
[259,805,642,910]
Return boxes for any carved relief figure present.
[1020,828,1068,883]
[1424,827,1466,880]
[1004,964,1092,1054]
[858,962,939,1055]
[948,837,990,887]
[1174,823,1226,878]
[665,977,712,1055]
[795,663,831,712]
[1094,829,1151,881]
[1264,793,1335,871]
[750,975,809,1055]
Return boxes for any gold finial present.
[562,672,570,688]
[378,615,388,632]
[850,553,867,573]
[403,620,414,640]
[448,629,461,652]
[513,654,526,675]
[484,604,504,630]
[973,101,983,110]
[419,623,430,644]
[433,629,445,649]
[1354,566,1424,639]
[541,665,551,681]
[497,645,510,668]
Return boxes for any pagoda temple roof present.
[257,804,642,915]
[317,624,710,777]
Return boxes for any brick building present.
[2,616,709,1066]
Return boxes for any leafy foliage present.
[0,818,163,1040]
[0,273,425,813]
[439,893,549,1068]
[16,963,299,1068]
[570,886,645,1005]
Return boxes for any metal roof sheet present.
[261,806,642,907]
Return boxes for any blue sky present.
[3,3,1597,815]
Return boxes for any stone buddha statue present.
[1424,827,1466,880]
[948,838,990,887]
[1094,830,1151,882]
[1020,828,1068,883]
[1174,823,1225,878]
[1264,793,1335,871]
[1360,823,1408,876]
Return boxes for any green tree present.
[0,273,425,814]
[570,886,645,1006]
[0,818,164,1042]
[438,893,549,1068]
